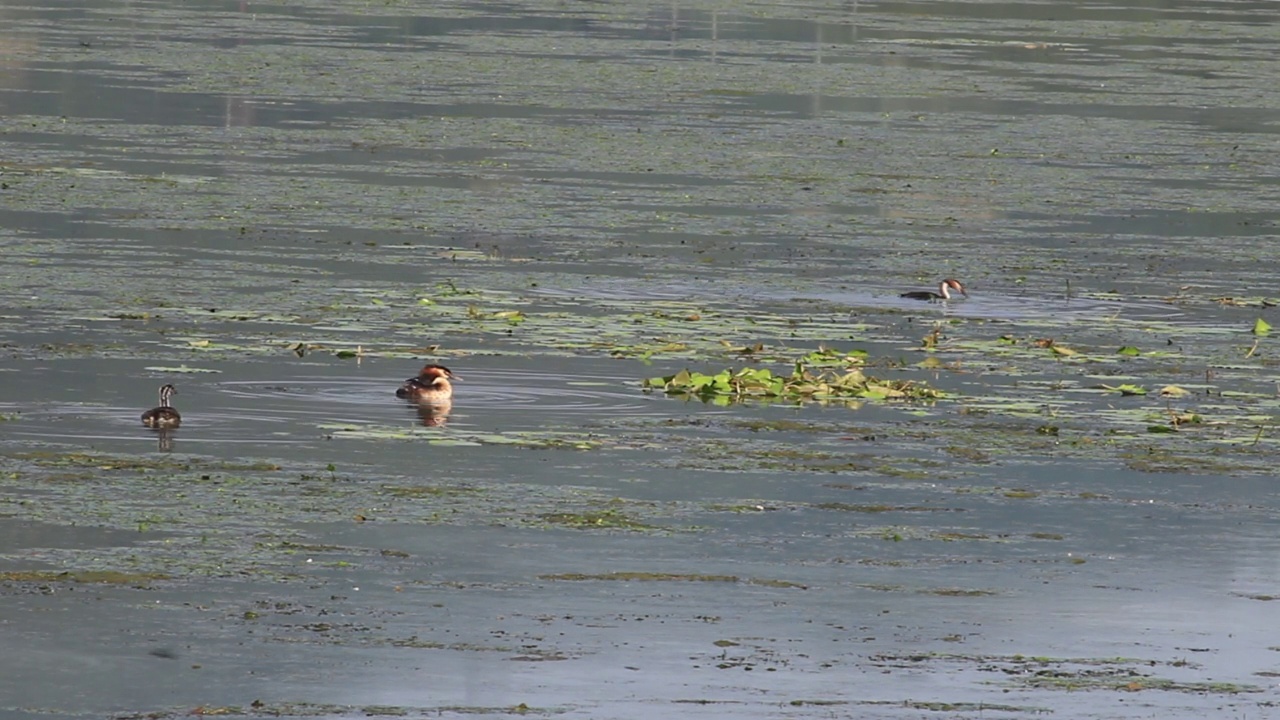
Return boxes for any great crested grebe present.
[396,364,457,403]
[901,278,967,301]
[141,384,182,428]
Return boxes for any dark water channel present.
[2,1,1280,718]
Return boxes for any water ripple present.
[0,368,676,450]
[218,367,659,419]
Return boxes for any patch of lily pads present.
[644,348,944,406]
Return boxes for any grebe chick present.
[901,278,967,301]
[141,384,182,428]
[396,364,457,403]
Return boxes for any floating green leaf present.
[1116,346,1140,356]
[1099,384,1147,396]
[796,347,868,367]
[1253,318,1271,336]
[492,310,526,326]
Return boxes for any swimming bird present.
[901,278,967,301]
[141,384,182,428]
[396,364,457,403]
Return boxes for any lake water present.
[2,1,1279,718]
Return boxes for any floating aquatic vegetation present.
[643,350,942,406]
[795,347,870,367]
[1159,385,1192,398]
[1033,338,1080,357]
[10,451,278,473]
[0,570,170,585]
[867,652,1263,694]
[1098,383,1148,396]
[538,508,662,531]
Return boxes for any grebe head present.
[159,384,177,406]
[418,364,457,382]
[940,278,968,299]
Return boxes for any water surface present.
[2,1,1279,718]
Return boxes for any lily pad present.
[644,352,943,405]
[1104,384,1148,396]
